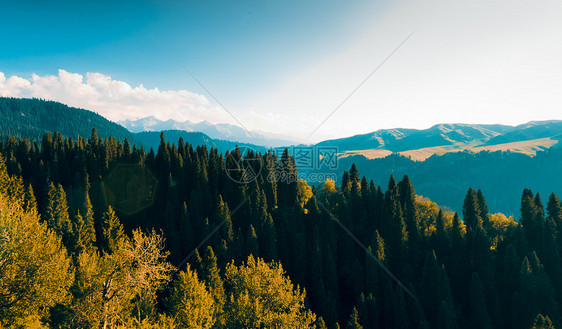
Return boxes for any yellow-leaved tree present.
[223,255,316,328]
[72,228,173,328]
[166,264,216,329]
[0,156,74,326]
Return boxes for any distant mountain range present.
[119,116,297,148]
[317,122,562,161]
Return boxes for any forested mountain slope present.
[0,97,142,146]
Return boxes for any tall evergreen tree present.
[420,250,454,325]
[346,307,363,329]
[532,314,556,329]
[100,206,125,254]
[463,187,482,230]
[44,183,73,249]
[437,300,459,329]
[200,245,226,324]
[468,272,493,329]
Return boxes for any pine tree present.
[80,181,96,247]
[437,300,459,329]
[246,224,259,257]
[44,183,73,249]
[23,183,37,213]
[341,171,351,195]
[463,187,482,230]
[531,314,555,329]
[477,189,489,217]
[432,209,449,260]
[346,307,363,329]
[547,193,562,225]
[399,175,421,273]
[521,189,540,248]
[72,212,90,255]
[349,164,361,197]
[477,189,491,230]
[468,272,493,329]
[420,250,454,325]
[513,257,541,329]
[101,206,125,254]
[200,246,226,322]
[317,317,329,329]
[216,195,234,243]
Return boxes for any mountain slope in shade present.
[0,97,143,146]
[119,116,297,147]
[484,120,562,145]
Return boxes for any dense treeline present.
[1,130,561,329]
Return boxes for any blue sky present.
[1,0,380,97]
[1,0,562,142]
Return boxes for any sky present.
[1,0,561,143]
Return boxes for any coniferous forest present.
[1,129,562,329]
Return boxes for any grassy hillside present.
[318,122,562,160]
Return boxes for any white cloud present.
[0,69,235,125]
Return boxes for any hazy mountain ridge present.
[119,116,297,147]
[135,130,268,154]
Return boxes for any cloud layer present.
[0,70,233,124]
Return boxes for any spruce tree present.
[23,183,37,213]
[547,193,562,225]
[101,206,125,254]
[532,314,555,329]
[246,224,259,257]
[346,307,363,329]
[420,250,454,325]
[468,272,493,329]
[200,246,226,322]
[317,317,329,329]
[44,183,73,249]
[437,300,459,329]
[463,187,482,230]
[80,183,96,247]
